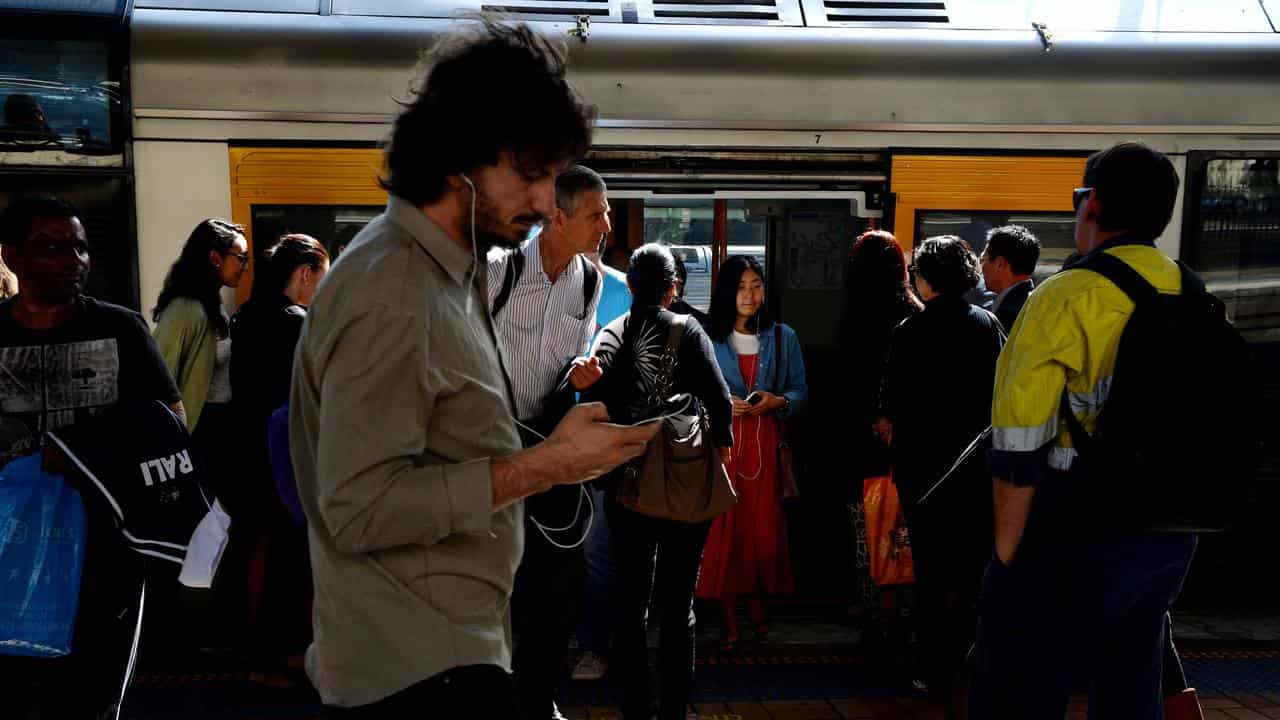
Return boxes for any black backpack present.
[1058,252,1260,531]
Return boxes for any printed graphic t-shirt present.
[0,296,182,465]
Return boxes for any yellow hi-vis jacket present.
[989,240,1182,485]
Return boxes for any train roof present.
[130,1,1280,134]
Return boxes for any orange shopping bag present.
[862,474,914,586]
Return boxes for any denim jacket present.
[711,322,808,418]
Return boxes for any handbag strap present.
[654,313,688,401]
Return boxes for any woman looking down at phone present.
[582,243,732,720]
[697,255,808,652]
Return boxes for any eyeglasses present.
[907,264,918,273]
[1072,187,1093,211]
[227,252,250,265]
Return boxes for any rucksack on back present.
[1059,252,1261,532]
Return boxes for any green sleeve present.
[153,298,216,431]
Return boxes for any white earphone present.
[462,171,592,549]
[460,174,480,314]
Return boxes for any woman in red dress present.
[697,255,808,651]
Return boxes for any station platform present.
[126,609,1280,719]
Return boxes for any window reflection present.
[644,199,715,311]
[916,210,1076,308]
[0,36,118,152]
[1191,158,1280,343]
[251,205,382,261]
[642,199,768,312]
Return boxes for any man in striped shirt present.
[488,165,613,720]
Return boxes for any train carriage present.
[3,0,1279,605]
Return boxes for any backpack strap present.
[1059,387,1093,457]
[1070,251,1161,307]
[1057,250,1167,458]
[490,247,526,319]
[1175,260,1207,295]
[581,257,600,317]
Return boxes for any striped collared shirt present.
[486,234,601,420]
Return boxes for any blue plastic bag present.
[0,454,88,657]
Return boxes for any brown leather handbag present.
[616,314,737,524]
[774,329,801,501]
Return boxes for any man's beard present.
[467,192,545,251]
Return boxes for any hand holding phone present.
[746,391,764,406]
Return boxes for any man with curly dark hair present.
[290,19,658,717]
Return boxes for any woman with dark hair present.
[232,233,329,430]
[583,243,732,720]
[697,255,808,652]
[152,218,248,654]
[875,235,1004,706]
[153,218,248,432]
[229,233,329,668]
[842,231,923,615]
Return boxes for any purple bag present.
[268,403,306,527]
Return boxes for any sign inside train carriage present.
[786,211,847,291]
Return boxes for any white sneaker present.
[571,652,608,681]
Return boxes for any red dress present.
[697,353,793,599]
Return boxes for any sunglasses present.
[1072,187,1093,211]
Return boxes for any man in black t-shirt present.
[0,195,184,719]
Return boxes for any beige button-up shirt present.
[290,196,523,707]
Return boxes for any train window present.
[0,35,120,153]
[915,210,1077,287]
[644,199,714,311]
[642,198,768,312]
[250,204,382,262]
[0,174,136,310]
[135,0,321,11]
[1185,156,1280,344]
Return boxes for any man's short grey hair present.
[556,165,607,215]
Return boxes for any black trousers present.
[511,507,587,720]
[608,500,712,720]
[968,533,1197,720]
[320,665,520,718]
[901,493,990,699]
[7,577,144,719]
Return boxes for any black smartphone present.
[746,392,764,406]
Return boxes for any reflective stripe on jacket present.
[990,241,1181,485]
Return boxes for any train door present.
[227,147,385,304]
[607,191,877,600]
[889,151,1280,610]
[889,153,1087,269]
